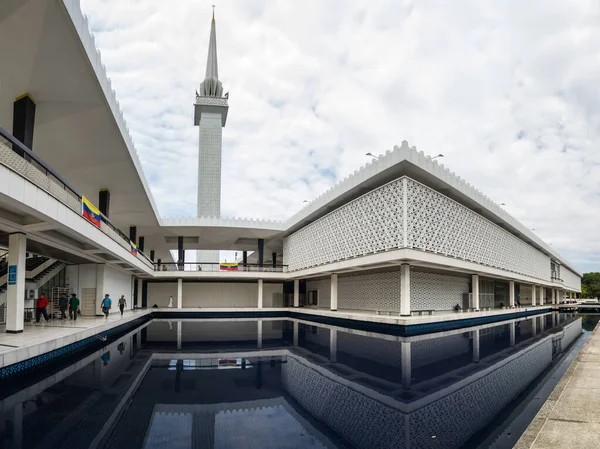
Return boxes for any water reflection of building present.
[282,315,581,449]
[0,315,581,449]
[0,323,152,449]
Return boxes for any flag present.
[81,196,101,228]
[224,92,229,99]
[218,359,238,368]
[219,262,238,271]
[130,241,138,256]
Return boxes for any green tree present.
[582,272,600,299]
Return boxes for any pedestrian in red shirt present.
[36,293,50,323]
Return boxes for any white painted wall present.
[103,265,133,311]
[146,281,283,308]
[147,283,178,307]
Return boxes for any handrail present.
[0,128,153,268]
[0,127,81,199]
[155,262,289,273]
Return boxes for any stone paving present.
[516,320,600,449]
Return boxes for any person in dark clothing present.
[58,295,68,319]
[69,294,80,321]
[35,294,50,323]
[118,295,127,316]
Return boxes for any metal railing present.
[0,127,153,269]
[0,302,6,325]
[155,262,289,273]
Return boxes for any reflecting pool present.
[0,313,582,449]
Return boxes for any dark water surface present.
[0,313,582,449]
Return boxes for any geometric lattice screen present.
[284,178,404,271]
[284,176,552,282]
[307,270,468,312]
[405,179,550,281]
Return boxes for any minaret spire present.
[199,6,223,97]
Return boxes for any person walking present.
[118,295,127,316]
[58,295,68,319]
[69,293,80,321]
[101,294,112,319]
[35,293,50,323]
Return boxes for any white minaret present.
[194,9,228,267]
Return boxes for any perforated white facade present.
[306,269,469,312]
[284,176,555,284]
[405,179,550,281]
[284,178,404,271]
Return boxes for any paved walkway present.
[516,320,600,448]
[0,309,151,368]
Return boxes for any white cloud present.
[80,0,600,272]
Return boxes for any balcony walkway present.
[517,320,600,449]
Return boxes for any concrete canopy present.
[0,0,160,234]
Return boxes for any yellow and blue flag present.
[81,196,101,228]
[219,262,238,271]
[130,241,138,256]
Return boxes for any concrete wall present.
[147,282,177,307]
[63,263,132,315]
[146,281,283,308]
[103,265,133,311]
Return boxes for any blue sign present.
[8,265,17,285]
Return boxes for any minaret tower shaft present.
[194,9,228,266]
[194,8,228,219]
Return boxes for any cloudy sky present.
[79,0,600,272]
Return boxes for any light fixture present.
[366,152,380,159]
[431,154,444,160]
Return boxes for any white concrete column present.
[473,329,480,362]
[257,279,264,309]
[293,279,299,307]
[509,281,515,308]
[330,274,338,311]
[293,321,299,346]
[177,278,183,309]
[329,329,337,362]
[532,284,537,306]
[177,321,182,351]
[257,320,263,349]
[6,233,26,333]
[137,278,143,309]
[96,264,106,316]
[509,322,516,346]
[400,264,411,316]
[540,287,545,306]
[401,341,411,388]
[472,275,480,310]
[552,288,556,305]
